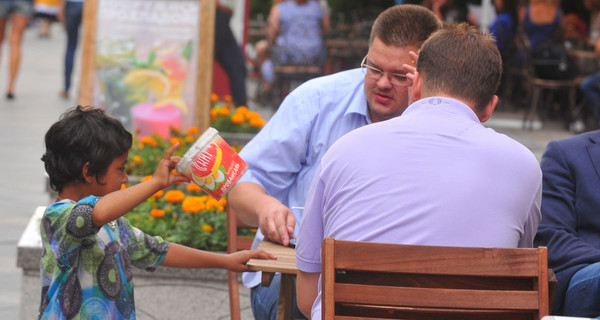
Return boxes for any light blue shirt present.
[296,97,542,319]
[238,68,370,288]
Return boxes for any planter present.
[219,131,256,147]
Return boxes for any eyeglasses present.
[361,55,411,87]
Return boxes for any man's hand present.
[258,201,296,246]
[403,50,419,82]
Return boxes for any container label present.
[189,137,247,199]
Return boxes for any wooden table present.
[247,240,297,320]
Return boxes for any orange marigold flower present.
[202,224,214,233]
[210,109,219,121]
[153,190,164,198]
[164,190,185,203]
[142,175,153,182]
[218,198,227,207]
[231,113,245,125]
[246,111,261,120]
[132,155,143,165]
[121,184,127,190]
[186,183,202,192]
[236,106,249,114]
[211,93,219,102]
[205,198,219,210]
[219,107,230,116]
[150,209,165,218]
[250,117,265,128]
[186,126,199,135]
[185,136,194,143]
[140,136,158,148]
[224,94,233,102]
[182,196,206,213]
[137,143,145,150]
[170,137,183,145]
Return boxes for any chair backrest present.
[226,206,255,320]
[321,238,551,320]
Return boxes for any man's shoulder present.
[552,130,600,148]
[298,68,364,91]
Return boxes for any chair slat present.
[334,283,540,310]
[334,241,541,276]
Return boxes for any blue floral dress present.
[38,196,170,319]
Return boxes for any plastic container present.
[176,127,248,200]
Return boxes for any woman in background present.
[521,0,563,51]
[255,0,329,91]
[58,0,84,99]
[0,0,33,100]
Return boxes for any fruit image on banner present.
[92,0,199,132]
[176,128,248,200]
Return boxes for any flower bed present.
[124,179,255,251]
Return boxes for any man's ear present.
[82,162,94,183]
[478,95,499,123]
[411,71,423,102]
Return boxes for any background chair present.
[321,238,553,320]
[519,33,583,130]
[226,206,256,320]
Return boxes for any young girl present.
[39,106,274,319]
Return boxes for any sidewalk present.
[0,23,575,320]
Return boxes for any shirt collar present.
[404,97,481,123]
[344,88,371,124]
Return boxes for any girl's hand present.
[225,250,277,272]
[152,143,190,188]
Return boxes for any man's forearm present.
[228,182,273,226]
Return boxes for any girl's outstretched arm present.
[162,243,277,272]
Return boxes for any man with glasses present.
[227,4,441,319]
[295,23,542,319]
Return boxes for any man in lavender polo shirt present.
[295,23,542,319]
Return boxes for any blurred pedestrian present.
[57,0,83,99]
[214,0,248,107]
[0,0,34,100]
[34,0,60,38]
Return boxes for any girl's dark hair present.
[41,106,132,192]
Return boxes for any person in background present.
[0,0,33,100]
[58,0,83,99]
[228,4,442,319]
[39,105,274,319]
[521,0,563,51]
[576,0,600,132]
[33,0,60,38]
[214,0,248,107]
[296,22,542,319]
[534,130,600,318]
[489,0,521,60]
[255,0,329,92]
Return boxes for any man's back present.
[298,97,541,264]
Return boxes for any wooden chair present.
[321,238,553,320]
[519,33,583,129]
[226,206,256,320]
[274,64,323,102]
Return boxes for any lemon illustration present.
[154,97,188,114]
[212,146,223,172]
[124,69,170,99]
[191,146,225,191]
